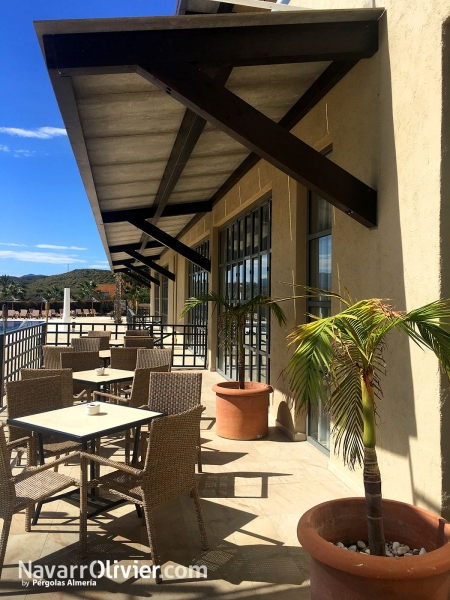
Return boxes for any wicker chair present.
[6,377,81,468]
[0,424,79,577]
[124,337,154,349]
[21,368,74,408]
[145,372,204,471]
[60,351,101,371]
[136,348,172,371]
[92,366,169,464]
[110,347,138,371]
[42,345,74,369]
[71,337,101,352]
[126,329,150,336]
[79,406,208,583]
[87,330,111,350]
[60,352,101,401]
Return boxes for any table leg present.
[38,433,45,466]
[132,426,141,465]
[90,438,97,495]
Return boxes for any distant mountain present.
[12,274,47,287]
[9,269,115,299]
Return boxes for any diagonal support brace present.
[138,62,377,228]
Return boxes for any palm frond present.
[326,343,366,468]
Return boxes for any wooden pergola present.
[36,8,383,286]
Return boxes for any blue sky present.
[0,0,174,277]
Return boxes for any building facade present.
[37,0,450,519]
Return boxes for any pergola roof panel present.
[36,8,382,271]
[84,132,179,167]
[227,61,331,122]
[91,160,167,187]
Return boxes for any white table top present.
[109,340,124,347]
[99,350,111,358]
[72,368,134,385]
[8,403,162,440]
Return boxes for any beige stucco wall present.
[154,1,450,516]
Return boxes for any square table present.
[7,403,163,520]
[99,349,111,367]
[72,367,134,390]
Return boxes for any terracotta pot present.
[212,381,273,440]
[297,497,450,600]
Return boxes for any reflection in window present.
[307,150,333,453]
[218,199,272,382]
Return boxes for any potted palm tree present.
[181,292,286,440]
[285,289,450,599]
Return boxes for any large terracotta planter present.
[212,381,273,440]
[297,497,450,600]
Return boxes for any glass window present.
[187,240,210,353]
[307,149,332,453]
[218,198,272,382]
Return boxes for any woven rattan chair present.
[79,406,208,583]
[21,368,74,408]
[136,348,172,371]
[6,377,81,468]
[60,351,101,371]
[110,347,138,371]
[124,337,154,349]
[0,424,79,578]
[87,330,111,350]
[92,366,169,464]
[126,329,150,336]
[42,345,74,369]
[60,352,101,401]
[71,337,101,352]
[145,372,203,471]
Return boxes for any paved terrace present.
[0,367,360,599]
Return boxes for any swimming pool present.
[0,320,44,334]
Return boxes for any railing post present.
[0,332,4,406]
[40,323,46,367]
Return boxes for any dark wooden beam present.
[102,201,212,224]
[128,217,212,272]
[149,68,231,229]
[119,248,175,281]
[209,60,358,206]
[175,60,359,238]
[138,63,377,228]
[113,262,161,286]
[114,267,156,288]
[109,241,163,253]
[43,18,380,72]
[112,253,174,281]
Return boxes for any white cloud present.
[0,127,67,139]
[36,244,87,250]
[0,243,26,247]
[0,144,9,152]
[0,251,86,265]
[13,149,35,158]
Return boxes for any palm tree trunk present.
[237,325,245,390]
[361,373,385,556]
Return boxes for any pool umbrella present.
[34,296,48,317]
[5,297,20,314]
[88,297,100,315]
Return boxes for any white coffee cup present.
[86,402,100,415]
[95,367,105,376]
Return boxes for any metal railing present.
[46,319,208,369]
[1,317,208,402]
[0,322,46,404]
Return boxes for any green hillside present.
[9,269,114,299]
